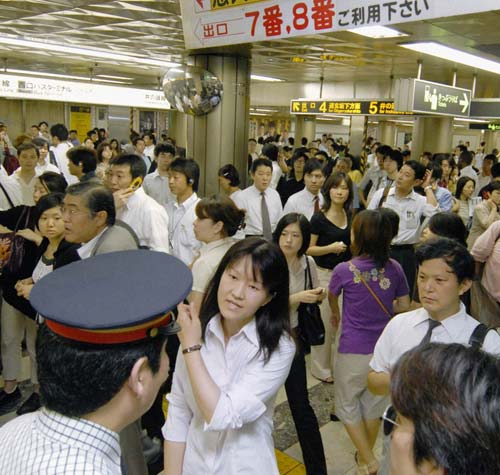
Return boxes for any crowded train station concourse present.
[0,1,500,474]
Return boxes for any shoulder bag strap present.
[377,185,391,209]
[469,323,492,350]
[0,182,15,209]
[304,256,313,290]
[351,262,393,319]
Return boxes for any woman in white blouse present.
[188,194,245,310]
[163,238,295,475]
[275,213,327,475]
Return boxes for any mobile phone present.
[130,177,143,190]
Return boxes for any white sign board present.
[0,74,170,110]
[181,0,499,49]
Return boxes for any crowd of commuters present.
[0,120,498,475]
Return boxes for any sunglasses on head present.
[382,405,399,436]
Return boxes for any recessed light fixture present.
[0,35,180,68]
[96,74,134,80]
[454,118,490,123]
[250,74,284,82]
[400,42,500,75]
[348,26,408,39]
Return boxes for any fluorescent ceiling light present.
[454,118,490,123]
[0,35,180,68]
[400,42,500,75]
[251,74,284,82]
[254,108,278,112]
[249,112,270,116]
[348,26,408,38]
[96,74,134,80]
[5,68,128,84]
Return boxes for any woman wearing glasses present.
[384,343,500,475]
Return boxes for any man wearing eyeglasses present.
[58,182,139,265]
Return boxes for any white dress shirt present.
[283,188,324,221]
[116,187,169,253]
[144,144,155,161]
[233,185,283,236]
[77,227,107,259]
[35,160,60,176]
[0,174,23,209]
[166,192,201,265]
[270,161,283,189]
[163,315,295,475]
[0,408,121,474]
[191,238,235,293]
[143,170,176,208]
[5,170,39,205]
[460,165,478,182]
[370,304,500,374]
[368,187,437,245]
[51,141,78,185]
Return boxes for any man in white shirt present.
[474,153,496,197]
[233,157,283,238]
[50,123,77,185]
[108,154,169,253]
[358,144,390,208]
[133,137,152,173]
[458,150,478,182]
[143,143,176,208]
[5,143,39,205]
[166,158,201,266]
[0,249,189,475]
[32,137,60,175]
[143,132,156,163]
[283,159,325,220]
[368,160,438,292]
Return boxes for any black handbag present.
[297,257,325,351]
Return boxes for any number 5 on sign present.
[369,101,378,114]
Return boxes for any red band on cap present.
[45,313,173,344]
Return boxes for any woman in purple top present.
[329,209,410,475]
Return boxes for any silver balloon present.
[162,66,223,116]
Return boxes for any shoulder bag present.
[0,206,31,274]
[297,257,325,351]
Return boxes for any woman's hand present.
[16,228,43,245]
[297,287,325,304]
[328,241,347,254]
[177,302,202,350]
[0,224,12,234]
[17,283,34,299]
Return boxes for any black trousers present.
[390,245,417,296]
[285,345,327,475]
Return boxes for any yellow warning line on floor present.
[276,449,306,475]
[165,397,306,475]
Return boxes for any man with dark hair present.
[38,121,50,141]
[478,161,500,199]
[133,136,152,172]
[143,143,176,208]
[458,150,478,182]
[368,160,438,292]
[68,129,80,147]
[0,250,191,475]
[358,145,390,208]
[475,153,497,196]
[233,157,283,239]
[67,146,98,183]
[166,158,201,265]
[284,159,325,220]
[142,131,156,163]
[368,237,500,475]
[108,154,169,253]
[429,164,453,212]
[5,142,38,205]
[50,123,76,185]
[368,237,500,396]
[248,138,259,172]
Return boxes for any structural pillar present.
[349,116,368,157]
[186,54,250,195]
[412,116,453,160]
[169,111,187,149]
[483,130,499,154]
[378,120,396,147]
[294,115,316,144]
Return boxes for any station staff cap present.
[30,250,192,344]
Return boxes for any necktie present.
[260,192,272,241]
[313,195,320,214]
[420,319,441,345]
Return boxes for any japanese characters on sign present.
[0,74,170,110]
[290,99,412,116]
[182,0,499,49]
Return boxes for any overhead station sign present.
[470,99,500,119]
[395,78,471,118]
[0,74,170,110]
[181,0,500,49]
[290,99,411,116]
